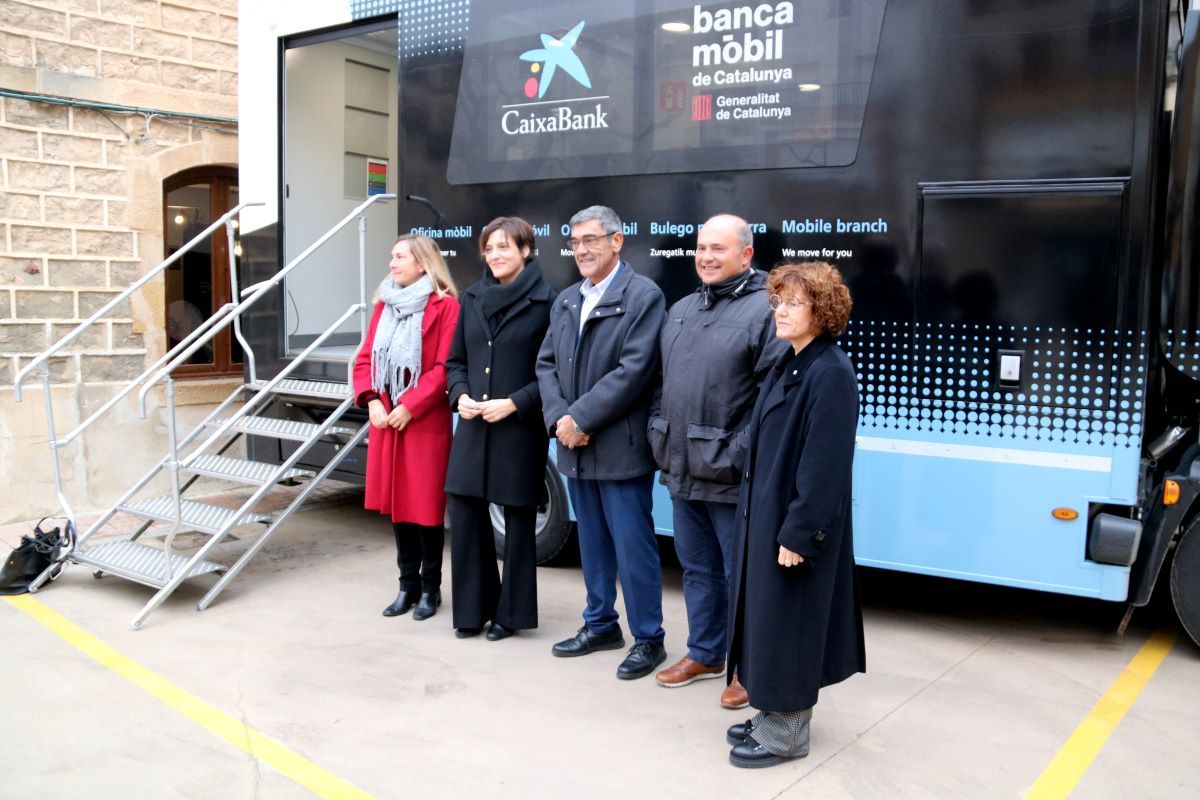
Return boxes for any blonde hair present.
[374,234,459,301]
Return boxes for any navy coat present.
[536,261,665,481]
[444,264,556,506]
[727,336,866,711]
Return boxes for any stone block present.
[0,125,40,157]
[103,139,127,166]
[209,0,238,15]
[4,97,69,130]
[143,118,189,145]
[0,322,48,352]
[109,321,141,347]
[41,132,104,164]
[74,166,128,196]
[191,38,237,68]
[70,15,131,49]
[0,256,46,285]
[71,106,131,135]
[76,229,134,258]
[0,2,67,36]
[107,260,141,287]
[160,62,221,94]
[100,51,159,84]
[14,289,74,319]
[0,32,34,68]
[82,353,146,381]
[220,70,238,96]
[59,1,102,11]
[50,322,104,351]
[10,225,73,255]
[100,0,160,27]
[44,195,105,226]
[218,14,237,41]
[46,258,106,287]
[132,28,188,60]
[78,290,131,318]
[7,160,70,192]
[0,357,10,384]
[0,192,42,222]
[10,355,74,385]
[161,4,218,38]
[34,39,100,78]
[105,199,128,227]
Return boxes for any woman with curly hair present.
[723,260,865,768]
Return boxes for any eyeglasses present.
[768,294,811,311]
[566,232,616,251]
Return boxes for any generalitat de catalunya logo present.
[518,20,592,98]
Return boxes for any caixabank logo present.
[501,20,610,136]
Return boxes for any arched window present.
[163,166,241,377]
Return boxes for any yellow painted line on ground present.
[1025,628,1177,799]
[4,594,378,800]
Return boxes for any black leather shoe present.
[455,626,482,638]
[485,622,515,641]
[616,641,667,680]
[412,590,441,621]
[382,587,419,617]
[729,738,802,769]
[551,625,625,657]
[726,719,755,746]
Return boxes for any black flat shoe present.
[382,587,419,617]
[726,719,756,746]
[616,641,667,680]
[455,626,483,638]
[551,625,625,657]
[729,738,804,769]
[485,622,515,641]
[412,590,441,621]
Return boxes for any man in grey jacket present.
[648,214,787,705]
[537,205,668,680]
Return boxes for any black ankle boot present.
[412,590,441,621]
[382,586,420,617]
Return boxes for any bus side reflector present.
[1164,480,1181,506]
[1052,507,1079,520]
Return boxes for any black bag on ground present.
[0,518,73,595]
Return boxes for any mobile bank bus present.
[234,0,1200,645]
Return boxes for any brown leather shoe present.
[720,674,749,709]
[655,656,725,687]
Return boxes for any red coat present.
[353,292,459,525]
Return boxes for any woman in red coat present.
[353,234,459,621]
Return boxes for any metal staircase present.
[12,194,397,628]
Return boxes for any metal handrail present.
[12,201,263,402]
[137,192,396,415]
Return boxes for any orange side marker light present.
[1164,480,1181,506]
[1052,507,1079,521]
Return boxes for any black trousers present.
[448,494,538,630]
[394,522,443,593]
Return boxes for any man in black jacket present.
[648,214,786,704]
[536,205,668,680]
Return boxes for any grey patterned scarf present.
[372,276,434,404]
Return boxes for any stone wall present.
[0,0,240,522]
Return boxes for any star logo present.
[519,20,592,99]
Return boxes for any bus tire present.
[491,464,574,566]
[1171,515,1200,648]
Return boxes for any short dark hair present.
[768,260,853,336]
[479,216,536,263]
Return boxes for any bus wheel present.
[1171,516,1200,648]
[491,465,574,566]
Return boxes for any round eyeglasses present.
[768,294,811,311]
[566,232,617,251]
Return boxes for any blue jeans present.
[567,475,664,645]
[671,498,737,665]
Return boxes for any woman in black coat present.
[724,261,865,768]
[445,217,556,641]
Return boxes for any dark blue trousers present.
[567,474,664,645]
[671,498,737,665]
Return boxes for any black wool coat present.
[444,264,556,507]
[727,336,866,711]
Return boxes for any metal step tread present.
[117,496,271,533]
[248,378,350,399]
[73,540,224,584]
[188,454,315,485]
[209,415,357,441]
